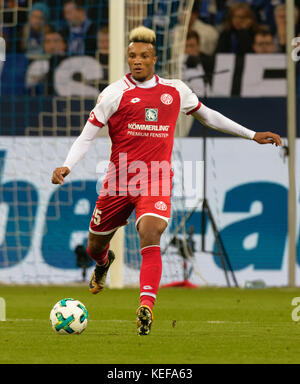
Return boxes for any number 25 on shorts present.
[92,208,102,226]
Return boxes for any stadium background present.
[0,0,299,287]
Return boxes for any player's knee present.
[87,237,108,256]
[87,230,115,256]
[138,226,164,246]
[137,215,167,247]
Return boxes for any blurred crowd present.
[1,0,109,94]
[184,0,300,60]
[0,0,298,96]
[182,0,300,95]
[2,0,107,57]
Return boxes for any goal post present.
[109,0,125,85]
[0,298,6,321]
[286,0,297,287]
[108,0,125,288]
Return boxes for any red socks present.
[140,245,162,310]
[87,243,109,266]
[87,243,162,311]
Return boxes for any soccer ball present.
[50,298,89,335]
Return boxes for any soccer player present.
[51,26,282,336]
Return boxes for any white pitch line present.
[5,319,295,325]
[207,321,251,324]
[6,318,133,323]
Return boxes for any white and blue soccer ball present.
[50,298,89,335]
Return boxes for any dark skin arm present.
[253,131,282,146]
[51,166,70,185]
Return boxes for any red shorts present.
[89,193,171,235]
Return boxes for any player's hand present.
[253,132,282,146]
[51,166,70,185]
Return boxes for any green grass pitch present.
[1,285,300,364]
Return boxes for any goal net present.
[119,0,205,288]
[0,0,206,286]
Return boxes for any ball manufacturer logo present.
[160,93,173,105]
[155,201,167,211]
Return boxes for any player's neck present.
[130,74,157,88]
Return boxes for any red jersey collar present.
[126,73,159,87]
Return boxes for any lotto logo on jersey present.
[145,108,158,122]
[155,201,167,211]
[130,98,141,104]
[160,93,173,105]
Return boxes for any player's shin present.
[139,245,162,310]
[87,243,109,266]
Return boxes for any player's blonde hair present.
[129,26,156,46]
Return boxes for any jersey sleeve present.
[193,103,256,140]
[63,121,100,170]
[176,80,201,115]
[88,82,123,128]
